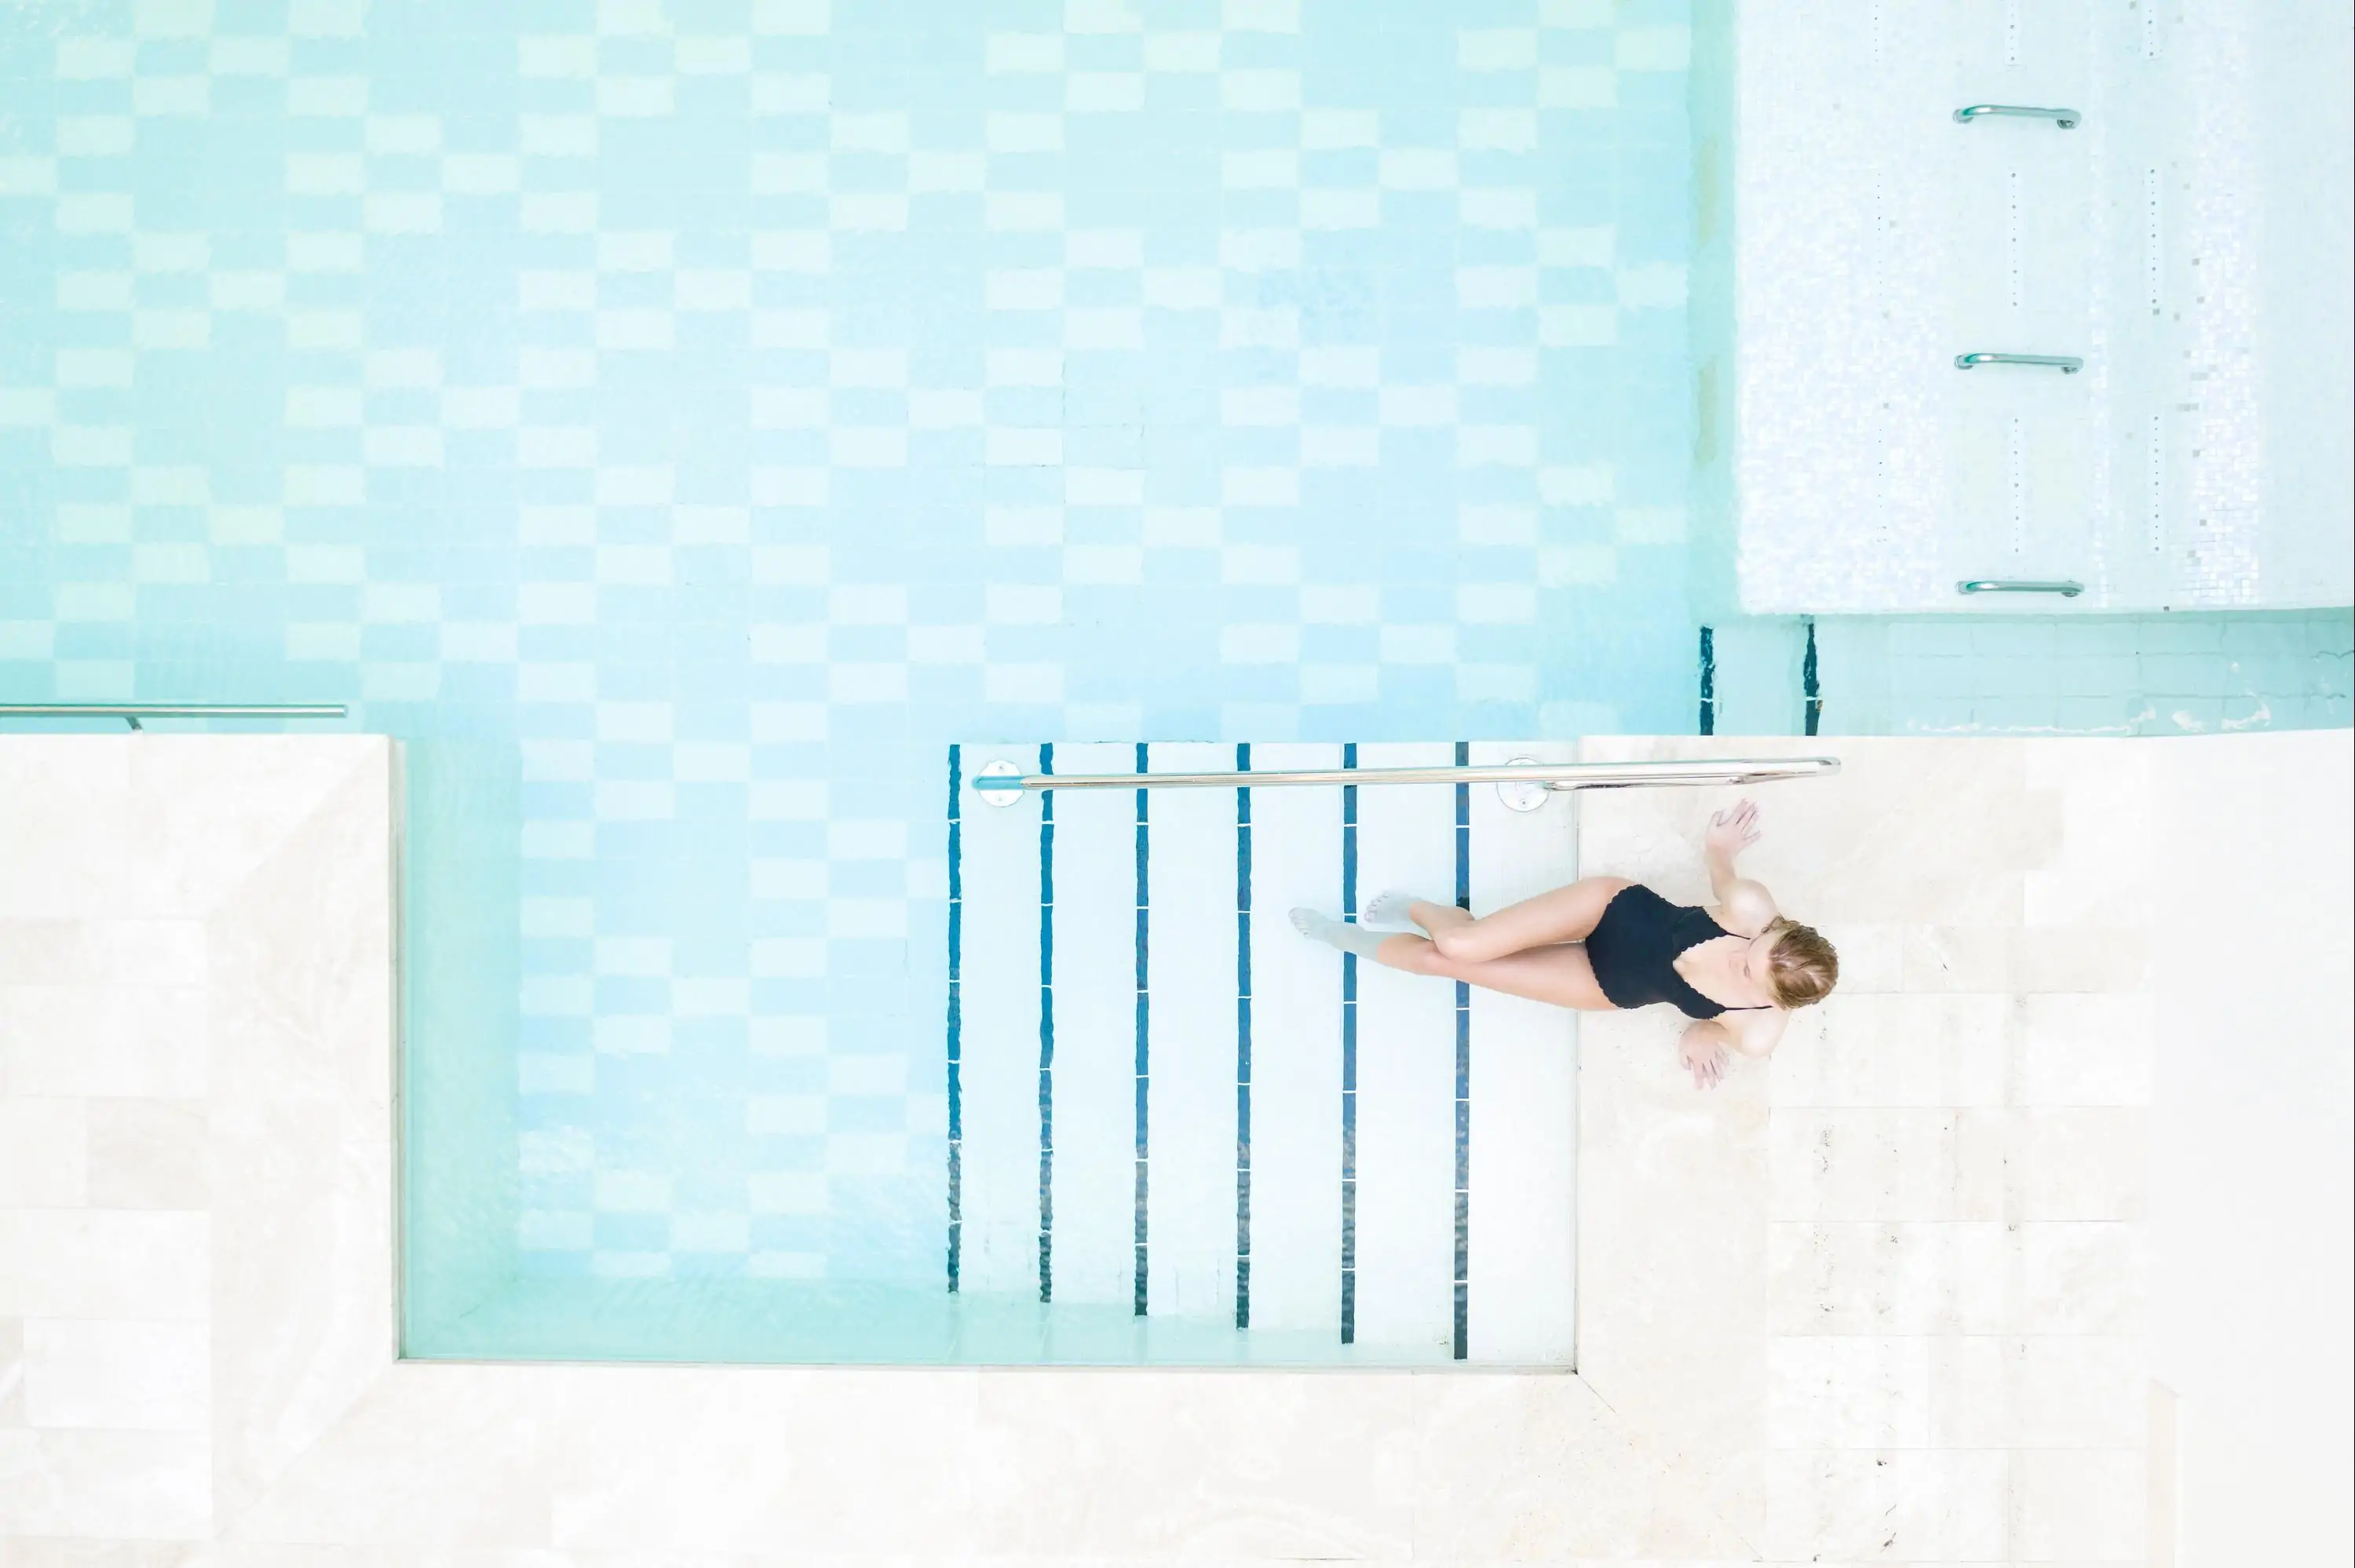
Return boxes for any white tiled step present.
[1464,741,1579,1364]
[953,741,1579,1364]
[1349,742,1459,1351]
[955,745,1046,1297]
[1244,743,1345,1339]
[1141,742,1243,1321]
[1041,742,1142,1309]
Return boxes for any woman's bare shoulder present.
[1707,878,1780,937]
[1724,1003,1788,1057]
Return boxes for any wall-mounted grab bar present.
[0,702,349,732]
[1955,352,2083,374]
[1954,104,2080,129]
[974,755,1841,811]
[1957,580,2084,597]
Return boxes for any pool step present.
[952,741,1579,1366]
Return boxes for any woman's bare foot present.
[1366,891,1473,938]
[1290,907,1391,958]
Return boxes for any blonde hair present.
[1763,917,1839,1008]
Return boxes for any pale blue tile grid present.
[1832,614,2353,735]
[0,0,1704,1287]
[1707,612,2354,736]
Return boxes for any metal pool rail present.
[1956,580,2086,598]
[1953,104,2080,129]
[1954,352,2083,374]
[0,702,349,731]
[973,754,1841,813]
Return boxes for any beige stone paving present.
[0,735,2177,1562]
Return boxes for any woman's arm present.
[1678,1008,1789,1089]
[1703,798,1780,936]
[1678,1020,1732,1088]
[1702,799,1749,901]
[1722,1006,1788,1058]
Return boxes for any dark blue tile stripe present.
[1036,742,1055,1304]
[1133,742,1150,1318]
[1339,741,1359,1346]
[1699,625,1716,735]
[1803,618,1823,735]
[946,743,963,1295]
[1234,742,1253,1331]
[1452,739,1472,1362]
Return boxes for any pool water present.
[2,0,2346,1363]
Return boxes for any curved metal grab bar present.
[0,702,349,732]
[973,755,1841,804]
[1958,579,2083,597]
[1955,352,2083,374]
[1954,104,2080,129]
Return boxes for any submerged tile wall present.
[1707,610,2353,738]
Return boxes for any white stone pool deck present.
[2,731,2345,1563]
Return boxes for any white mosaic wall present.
[1732,0,2353,614]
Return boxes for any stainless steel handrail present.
[973,755,1840,803]
[1958,579,2084,597]
[1955,352,2083,374]
[1954,104,2080,129]
[0,702,349,731]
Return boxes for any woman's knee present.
[1431,928,1506,963]
[1395,937,1454,975]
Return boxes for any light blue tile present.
[2050,652,2135,696]
[2135,614,2229,653]
[2141,651,2234,698]
[2051,695,2138,733]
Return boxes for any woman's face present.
[1741,929,1781,993]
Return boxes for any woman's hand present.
[1680,1026,1730,1090]
[1704,797,1761,859]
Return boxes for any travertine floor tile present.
[0,1102,86,1209]
[5,1213,208,1323]
[2,733,2196,1564]
[83,1101,208,1211]
[21,1321,208,1432]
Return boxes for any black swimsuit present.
[1584,884,1760,1020]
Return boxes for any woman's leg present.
[1367,931,1616,1011]
[1410,874,1635,963]
[1400,901,1472,937]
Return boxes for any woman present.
[1290,797,1838,1089]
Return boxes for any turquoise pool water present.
[2,0,2346,1364]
